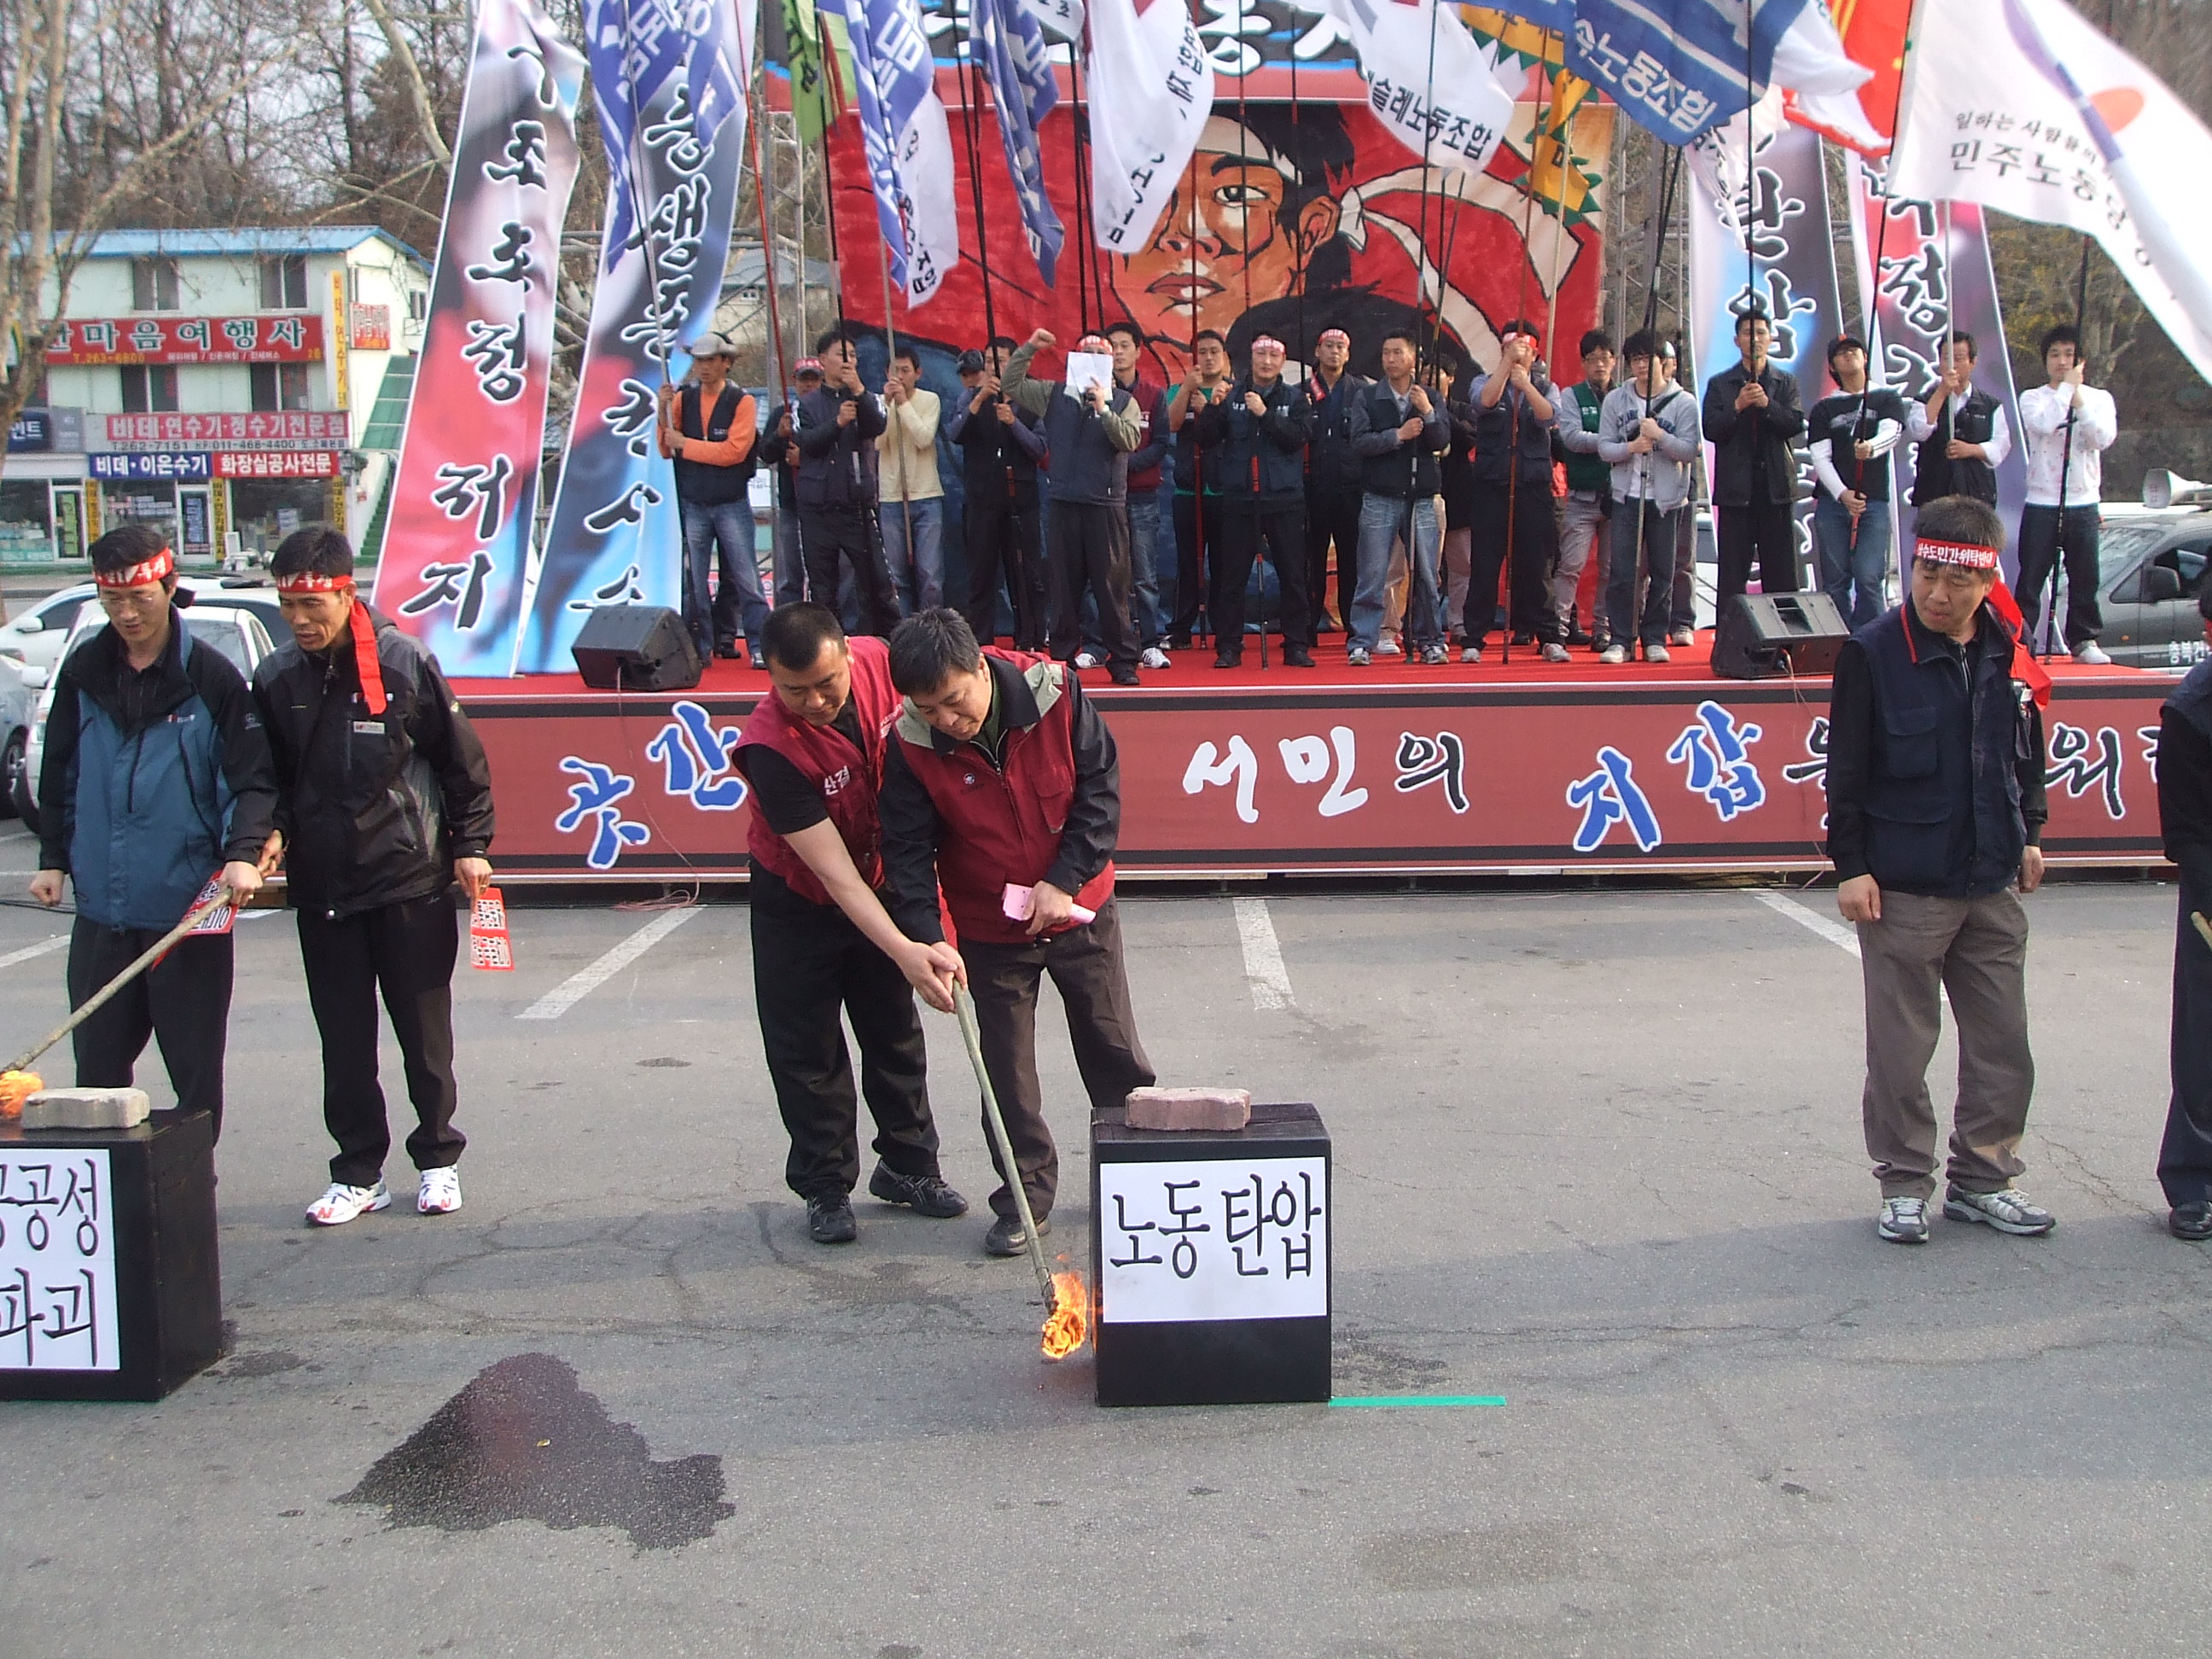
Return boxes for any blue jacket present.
[38,609,277,930]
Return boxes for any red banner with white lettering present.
[48,315,323,364]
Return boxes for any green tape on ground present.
[1328,1394,1507,1408]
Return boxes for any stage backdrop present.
[824,89,1615,387]
[452,673,2171,880]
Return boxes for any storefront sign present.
[330,271,351,410]
[47,315,323,365]
[351,304,392,350]
[213,450,339,479]
[104,411,350,450]
[8,410,52,451]
[89,451,212,480]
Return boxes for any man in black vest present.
[1303,326,1365,633]
[1702,306,1806,605]
[2155,586,2212,1240]
[1003,327,1144,685]
[657,331,763,664]
[1905,329,2010,509]
[1826,494,2052,1246]
[795,329,898,637]
[947,341,1047,649]
[1468,320,1567,663]
[1194,335,1314,668]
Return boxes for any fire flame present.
[1040,1271,1090,1359]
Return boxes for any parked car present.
[2068,504,2212,670]
[0,574,285,678]
[16,601,277,833]
[0,653,36,819]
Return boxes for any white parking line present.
[0,934,67,969]
[1232,897,1294,1010]
[1749,888,1860,958]
[516,908,698,1021]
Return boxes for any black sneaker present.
[1109,667,1141,686]
[984,1213,1050,1257]
[1283,643,1315,667]
[868,1163,969,1219]
[1214,649,1242,669]
[2171,1202,2212,1241]
[806,1195,859,1244]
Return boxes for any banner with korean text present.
[515,0,756,675]
[370,0,585,674]
[1687,122,1844,564]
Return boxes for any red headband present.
[96,546,176,588]
[1077,335,1109,352]
[1318,329,1349,346]
[1251,336,1285,352]
[273,569,386,714]
[1915,538,2000,571]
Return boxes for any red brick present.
[1124,1087,1252,1132]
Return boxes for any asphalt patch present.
[340,1352,733,1550]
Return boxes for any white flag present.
[1289,0,1513,181]
[1086,0,1214,254]
[1890,0,2212,378]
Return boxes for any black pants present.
[1715,498,1801,604]
[2015,504,2104,650]
[800,503,899,637]
[2157,888,2212,1206]
[1170,492,1220,644]
[962,900,1155,1222]
[751,892,940,1202]
[964,488,1045,649]
[1048,501,1137,671]
[68,920,233,1140]
[1305,488,1360,626]
[1214,499,1311,651]
[297,894,464,1188]
[1464,478,1563,646]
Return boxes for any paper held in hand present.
[1003,882,1096,927]
[1062,352,1112,401]
[469,886,514,970]
[184,873,237,936]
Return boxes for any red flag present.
[1989,581,2052,708]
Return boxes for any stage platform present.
[454,637,2174,882]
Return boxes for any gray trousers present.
[1551,491,1608,632]
[1856,887,2035,1200]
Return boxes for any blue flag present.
[1560,0,1811,143]
[830,0,958,300]
[974,0,1063,285]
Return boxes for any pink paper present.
[1001,882,1096,927]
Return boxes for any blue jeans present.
[881,497,944,617]
[1813,495,1891,632]
[682,498,767,657]
[1352,493,1441,652]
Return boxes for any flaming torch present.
[954,986,1090,1360]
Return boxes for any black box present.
[0,1110,222,1401]
[1091,1102,1330,1407]
[570,604,702,691]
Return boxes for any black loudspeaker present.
[1711,591,1851,680]
[570,605,701,690]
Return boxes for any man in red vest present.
[733,604,969,1246]
[877,608,1155,1258]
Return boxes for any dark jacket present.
[1004,342,1140,505]
[1826,601,2046,898]
[1470,372,1560,487]
[1702,359,1806,508]
[1349,379,1449,498]
[1193,375,1310,504]
[38,610,277,931]
[879,651,1118,947]
[946,387,1045,505]
[2161,659,2212,905]
[1441,397,1481,524]
[793,381,885,509]
[1304,370,1368,496]
[252,608,496,919]
[1169,382,1225,494]
[1910,387,2001,507]
[759,404,800,509]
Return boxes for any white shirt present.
[2016,381,2117,506]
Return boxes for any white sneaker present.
[1644,643,1672,664]
[1598,643,1629,665]
[417,1167,463,1214]
[1459,645,1482,664]
[1138,647,1170,670]
[1073,651,1100,670]
[2072,642,2112,667]
[1541,642,1571,664]
[1668,627,1695,648]
[1346,646,1373,667]
[306,1180,391,1226]
[1376,634,1403,657]
[1877,1196,1930,1244]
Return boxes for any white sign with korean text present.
[1100,1155,1327,1324]
[0,1148,119,1371]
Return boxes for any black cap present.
[956,347,987,375]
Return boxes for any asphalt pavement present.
[2,850,2208,1657]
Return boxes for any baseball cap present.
[956,347,987,375]
[793,357,824,377]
